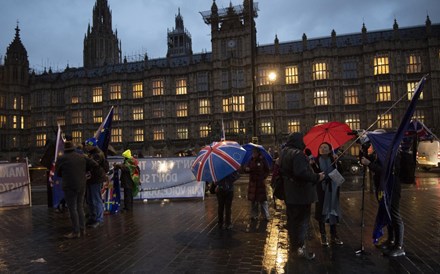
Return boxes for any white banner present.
[109,157,204,200]
[0,163,31,207]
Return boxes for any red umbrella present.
[304,122,353,156]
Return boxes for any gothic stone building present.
[1,0,439,163]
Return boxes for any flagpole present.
[334,74,429,162]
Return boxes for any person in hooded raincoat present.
[114,149,140,211]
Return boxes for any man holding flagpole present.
[360,75,427,257]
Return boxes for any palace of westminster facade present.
[0,0,439,163]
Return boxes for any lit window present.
[412,110,424,123]
[175,78,187,95]
[132,82,143,99]
[36,134,46,147]
[110,83,122,100]
[153,106,165,118]
[20,96,24,110]
[406,54,421,74]
[373,55,389,75]
[177,127,188,139]
[113,106,121,121]
[257,92,273,110]
[226,120,241,134]
[314,89,329,106]
[72,110,82,124]
[257,68,272,86]
[20,116,24,129]
[222,96,245,112]
[0,115,6,128]
[71,96,79,104]
[93,109,102,123]
[152,79,164,96]
[344,88,359,105]
[133,107,144,120]
[377,84,391,102]
[12,115,17,129]
[315,116,329,125]
[57,116,65,126]
[259,119,273,135]
[407,82,423,100]
[92,87,103,103]
[111,128,122,143]
[377,113,392,129]
[199,99,211,115]
[285,65,299,84]
[287,119,301,133]
[13,97,17,110]
[134,128,144,142]
[199,124,211,138]
[72,131,82,145]
[36,120,46,127]
[312,62,329,80]
[345,114,360,130]
[176,102,188,117]
[153,128,165,141]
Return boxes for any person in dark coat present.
[55,141,98,239]
[215,171,240,230]
[84,137,108,228]
[361,147,405,257]
[245,148,270,221]
[310,142,343,246]
[280,132,324,260]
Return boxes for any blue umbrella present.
[242,143,273,168]
[191,141,246,182]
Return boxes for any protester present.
[114,149,140,211]
[310,142,343,246]
[245,148,270,221]
[84,137,108,228]
[280,132,324,260]
[361,146,405,257]
[215,171,240,230]
[55,141,99,239]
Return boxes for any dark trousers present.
[286,203,311,248]
[389,192,404,246]
[123,187,133,210]
[216,190,233,226]
[319,222,337,236]
[64,188,86,233]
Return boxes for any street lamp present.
[268,71,277,145]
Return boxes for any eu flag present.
[94,106,114,157]
[369,75,426,242]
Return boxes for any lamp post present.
[268,71,277,145]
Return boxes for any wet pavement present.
[1,169,439,273]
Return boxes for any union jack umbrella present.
[191,141,246,182]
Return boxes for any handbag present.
[328,168,345,186]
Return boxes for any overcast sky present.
[0,0,438,72]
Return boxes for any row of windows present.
[33,110,425,147]
[258,53,422,86]
[43,80,426,127]
[0,95,25,110]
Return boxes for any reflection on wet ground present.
[1,169,438,273]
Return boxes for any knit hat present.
[85,137,97,147]
[64,141,75,151]
[122,149,132,159]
